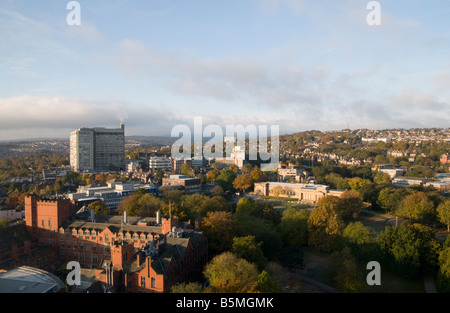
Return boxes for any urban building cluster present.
[0,194,207,293]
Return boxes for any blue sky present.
[0,0,449,140]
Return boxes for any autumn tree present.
[206,169,220,183]
[307,196,344,252]
[232,173,254,192]
[87,201,109,215]
[202,211,240,254]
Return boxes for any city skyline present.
[1,0,450,141]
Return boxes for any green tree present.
[238,214,283,259]
[377,223,441,279]
[437,247,450,292]
[329,247,368,293]
[232,236,265,271]
[279,208,309,247]
[171,282,203,293]
[216,169,237,191]
[180,163,194,177]
[437,200,450,232]
[341,222,377,261]
[396,192,436,224]
[256,270,280,293]
[203,252,260,293]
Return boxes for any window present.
[151,277,156,288]
[42,220,45,227]
[141,276,146,288]
[105,234,110,242]
[48,219,52,227]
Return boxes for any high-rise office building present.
[70,124,125,172]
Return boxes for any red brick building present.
[22,195,208,293]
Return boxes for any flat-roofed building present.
[162,175,201,194]
[149,156,172,171]
[254,182,344,203]
[70,124,125,172]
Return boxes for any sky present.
[0,0,449,140]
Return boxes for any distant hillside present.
[0,136,177,158]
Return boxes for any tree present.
[87,201,109,215]
[373,171,391,184]
[377,223,441,279]
[437,200,450,232]
[232,236,265,271]
[137,193,165,217]
[329,247,368,293]
[377,187,410,213]
[216,169,237,191]
[206,169,220,183]
[250,166,264,182]
[180,163,194,177]
[203,252,260,293]
[437,246,450,292]
[348,177,371,192]
[307,196,344,252]
[396,192,436,224]
[341,222,377,261]
[232,173,254,192]
[202,211,240,254]
[171,282,203,293]
[256,270,280,293]
[279,208,309,247]
[336,190,364,218]
[210,184,224,196]
[237,214,283,259]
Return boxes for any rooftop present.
[0,266,64,293]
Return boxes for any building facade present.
[23,195,207,293]
[162,175,202,194]
[254,182,344,203]
[70,124,125,172]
